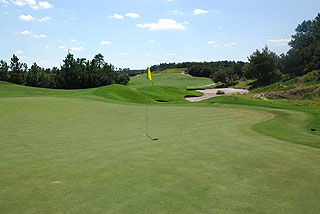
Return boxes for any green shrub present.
[216,90,225,95]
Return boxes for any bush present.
[216,90,225,95]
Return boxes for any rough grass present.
[250,70,320,100]
[1,97,320,213]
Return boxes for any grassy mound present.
[250,70,320,100]
[159,68,182,73]
[93,84,156,104]
[0,81,95,98]
[128,73,213,89]
[136,86,202,103]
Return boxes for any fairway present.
[1,97,320,213]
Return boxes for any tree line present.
[0,53,130,89]
[244,13,320,87]
[1,13,319,90]
[151,13,320,88]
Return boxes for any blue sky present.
[1,0,319,69]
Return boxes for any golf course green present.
[0,74,320,213]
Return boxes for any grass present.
[93,84,156,104]
[136,86,202,103]
[159,68,182,73]
[200,95,320,148]
[0,81,96,98]
[128,73,213,89]
[128,73,211,103]
[1,73,320,213]
[1,97,320,213]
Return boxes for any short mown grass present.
[1,97,320,213]
[1,73,320,213]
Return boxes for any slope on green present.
[128,73,213,89]
[93,84,156,104]
[0,81,95,98]
[0,82,154,104]
[1,97,320,213]
[200,95,320,148]
[136,86,202,103]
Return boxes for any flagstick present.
[146,71,149,137]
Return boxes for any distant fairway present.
[128,73,212,89]
[1,76,320,213]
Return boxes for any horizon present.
[1,0,320,69]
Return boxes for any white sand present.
[185,88,249,102]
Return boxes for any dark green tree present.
[244,46,281,86]
[26,63,42,86]
[59,53,78,88]
[0,60,9,81]
[9,54,26,84]
[283,13,320,76]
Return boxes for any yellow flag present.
[147,67,154,85]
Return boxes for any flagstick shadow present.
[147,135,159,141]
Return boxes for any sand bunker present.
[185,88,249,102]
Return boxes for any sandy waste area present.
[185,88,249,102]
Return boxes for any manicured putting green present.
[1,97,320,213]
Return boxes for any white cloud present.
[58,46,84,52]
[224,42,237,47]
[31,1,52,10]
[70,39,77,43]
[20,30,46,38]
[69,47,84,52]
[15,50,24,54]
[145,53,151,56]
[125,13,140,18]
[12,0,36,7]
[164,53,176,56]
[147,40,155,44]
[120,52,128,56]
[275,43,289,47]
[193,9,209,15]
[170,10,183,15]
[38,16,50,22]
[137,18,186,31]
[207,41,217,45]
[100,41,112,45]
[0,0,9,4]
[31,34,46,38]
[17,55,27,59]
[218,26,222,30]
[19,15,51,22]
[166,0,175,2]
[20,30,31,35]
[44,45,50,48]
[19,14,35,21]
[267,38,290,43]
[109,13,124,19]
